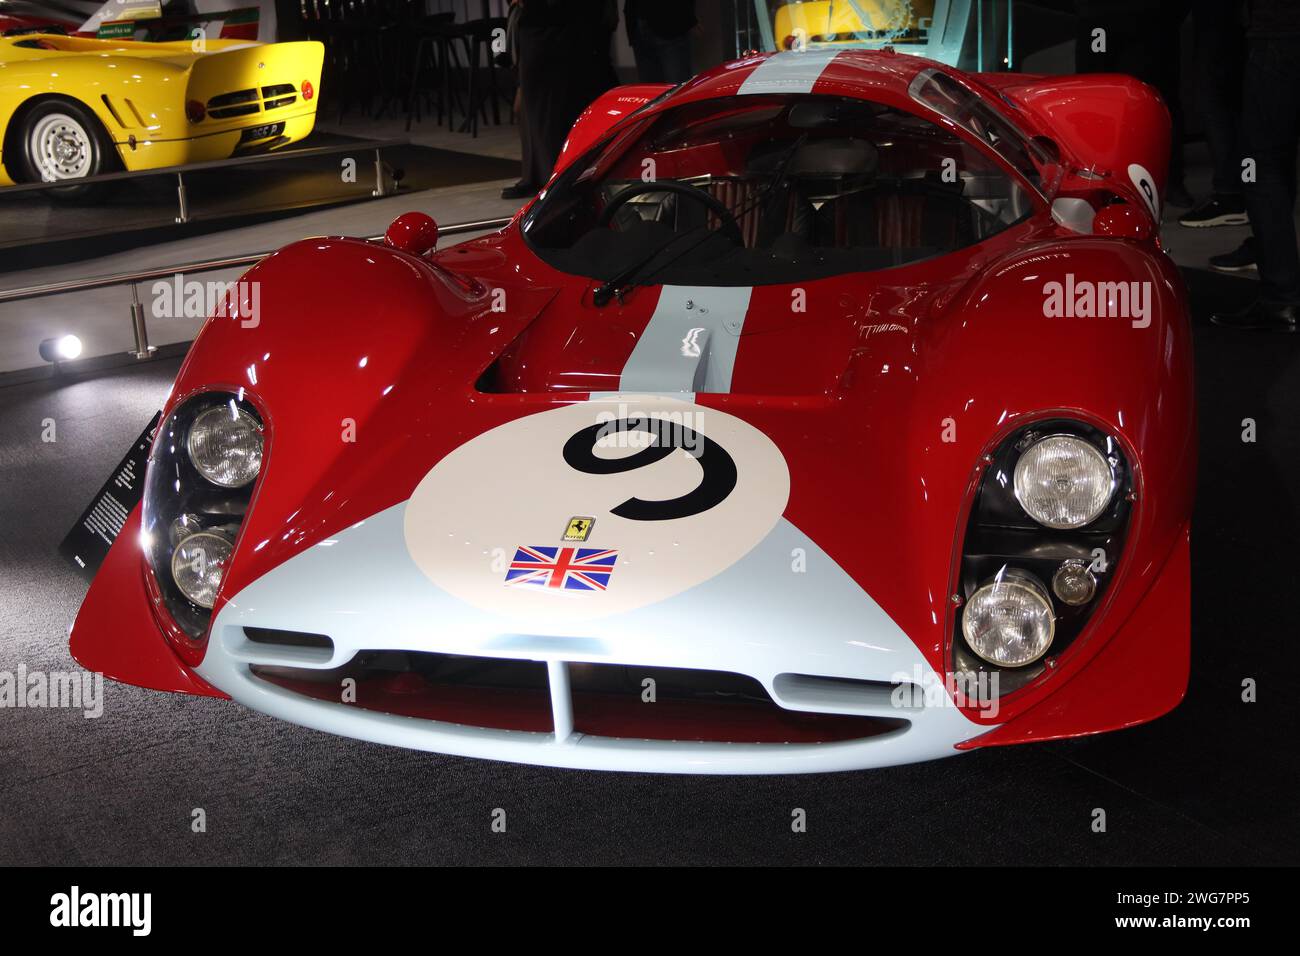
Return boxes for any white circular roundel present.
[403,394,790,623]
[1127,163,1160,221]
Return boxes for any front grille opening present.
[261,84,295,97]
[251,651,553,733]
[569,664,907,744]
[244,627,333,651]
[263,96,297,110]
[249,654,908,744]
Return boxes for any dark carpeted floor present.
[0,268,1296,866]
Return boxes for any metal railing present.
[1,136,411,222]
[0,215,514,360]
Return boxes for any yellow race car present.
[0,34,323,194]
[770,0,934,50]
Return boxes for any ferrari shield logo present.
[562,516,595,542]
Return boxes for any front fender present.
[911,236,1195,727]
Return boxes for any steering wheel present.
[597,180,745,246]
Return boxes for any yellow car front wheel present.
[14,98,115,201]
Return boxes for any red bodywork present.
[0,15,77,34]
[71,50,1194,749]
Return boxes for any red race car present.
[69,49,1195,774]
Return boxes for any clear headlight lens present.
[187,403,263,488]
[1013,434,1114,530]
[1052,559,1098,606]
[961,569,1055,667]
[170,530,233,609]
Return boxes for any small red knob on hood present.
[384,212,439,255]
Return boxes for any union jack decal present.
[504,545,618,591]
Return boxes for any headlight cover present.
[187,403,263,488]
[1013,434,1115,529]
[962,569,1055,667]
[951,419,1133,695]
[142,393,263,640]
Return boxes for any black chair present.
[405,2,514,137]
[405,12,462,131]
[460,15,511,136]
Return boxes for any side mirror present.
[1093,202,1154,241]
[384,212,439,255]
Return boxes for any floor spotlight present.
[38,334,83,363]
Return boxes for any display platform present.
[0,135,520,272]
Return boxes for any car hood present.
[168,226,1187,683]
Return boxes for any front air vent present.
[252,651,554,732]
[771,672,920,713]
[227,626,335,666]
[569,663,906,743]
[244,627,333,651]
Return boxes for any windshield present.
[522,92,1035,288]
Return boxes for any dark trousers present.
[631,20,693,84]
[1192,0,1245,196]
[1075,1,1191,188]
[1242,37,1300,304]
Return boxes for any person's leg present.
[1213,37,1300,330]
[1180,0,1249,224]
[1243,38,1300,304]
[1196,0,1245,196]
[633,38,666,84]
[502,88,539,199]
[657,34,694,84]
[1152,1,1192,205]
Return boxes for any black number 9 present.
[562,419,737,521]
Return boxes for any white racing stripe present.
[738,49,842,96]
[619,285,753,393]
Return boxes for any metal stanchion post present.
[128,282,156,360]
[372,149,387,198]
[175,172,190,224]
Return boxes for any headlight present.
[961,569,1055,667]
[142,393,263,640]
[1013,434,1114,530]
[170,530,234,609]
[953,420,1132,694]
[187,403,263,488]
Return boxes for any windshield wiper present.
[592,134,809,307]
[592,218,714,307]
